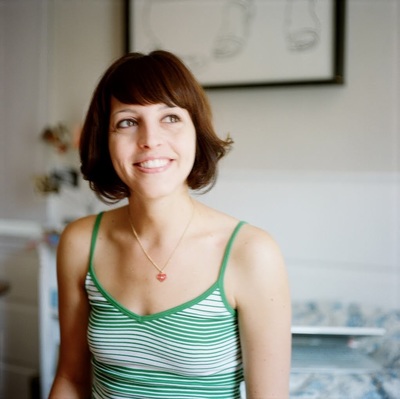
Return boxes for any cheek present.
[109,136,130,160]
[191,139,197,164]
[184,134,197,170]
[187,128,197,159]
[108,143,119,170]
[108,138,133,177]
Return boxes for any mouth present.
[135,158,170,169]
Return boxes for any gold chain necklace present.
[127,201,195,282]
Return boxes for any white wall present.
[0,1,48,397]
[47,0,124,125]
[208,1,398,175]
[199,170,399,308]
[200,0,400,309]
[0,0,49,222]
[46,0,399,309]
[0,1,124,398]
[0,0,399,313]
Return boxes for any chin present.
[133,182,189,201]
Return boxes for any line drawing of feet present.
[284,0,321,51]
[141,0,165,51]
[213,0,255,59]
[136,0,255,74]
[140,0,210,71]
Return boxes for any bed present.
[290,301,400,399]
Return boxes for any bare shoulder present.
[57,207,125,267]
[233,223,284,269]
[56,213,101,279]
[227,223,289,307]
[58,214,98,253]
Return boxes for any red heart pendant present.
[156,273,167,282]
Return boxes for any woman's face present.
[108,98,196,200]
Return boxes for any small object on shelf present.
[34,168,79,195]
[40,123,71,153]
[0,280,10,296]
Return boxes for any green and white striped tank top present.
[86,212,246,398]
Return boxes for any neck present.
[127,192,195,235]
[126,193,196,281]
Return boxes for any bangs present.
[107,53,193,109]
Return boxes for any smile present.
[136,159,170,169]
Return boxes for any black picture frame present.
[125,0,345,89]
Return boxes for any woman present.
[49,50,291,399]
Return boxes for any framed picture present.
[125,0,345,89]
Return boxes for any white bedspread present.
[290,302,400,399]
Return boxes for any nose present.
[137,120,163,149]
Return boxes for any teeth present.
[138,159,169,169]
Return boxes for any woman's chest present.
[92,234,231,316]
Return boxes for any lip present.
[134,157,172,173]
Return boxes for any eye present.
[115,118,137,130]
[163,114,180,123]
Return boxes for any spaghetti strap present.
[218,221,247,284]
[89,212,104,273]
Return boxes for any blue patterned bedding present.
[290,302,400,399]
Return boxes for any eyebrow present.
[111,109,137,116]
[110,104,178,118]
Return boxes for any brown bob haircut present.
[80,50,233,203]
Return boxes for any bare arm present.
[49,218,94,399]
[234,227,291,399]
